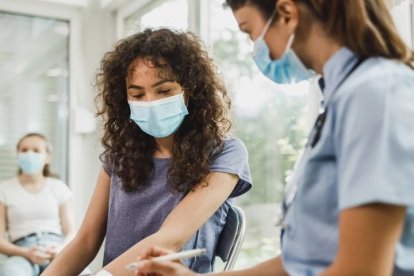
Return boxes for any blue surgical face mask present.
[18,152,46,175]
[251,11,315,84]
[128,92,189,138]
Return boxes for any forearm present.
[0,240,28,258]
[104,232,181,276]
[42,235,102,276]
[59,230,76,251]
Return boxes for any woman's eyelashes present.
[129,88,176,100]
[131,94,144,99]
[157,89,171,95]
[19,147,41,153]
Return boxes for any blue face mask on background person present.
[128,92,189,138]
[18,152,46,175]
[251,11,315,84]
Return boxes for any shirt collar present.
[322,47,358,100]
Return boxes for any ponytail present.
[301,0,414,68]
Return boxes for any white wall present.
[391,1,414,47]
[0,0,116,270]
[68,0,116,270]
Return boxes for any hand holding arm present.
[136,247,287,276]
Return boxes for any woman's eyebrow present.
[127,80,175,90]
[127,84,144,90]
[151,79,174,88]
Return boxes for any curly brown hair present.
[96,28,232,193]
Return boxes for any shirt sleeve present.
[53,179,73,205]
[100,153,112,176]
[210,137,253,198]
[335,65,414,209]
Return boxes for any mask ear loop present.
[181,90,190,107]
[284,33,295,54]
[259,10,277,39]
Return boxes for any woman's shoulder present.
[46,177,66,184]
[356,58,414,88]
[219,136,248,157]
[46,177,70,191]
[46,177,72,202]
[210,136,249,165]
[339,58,414,106]
[0,177,19,188]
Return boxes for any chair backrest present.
[215,205,246,271]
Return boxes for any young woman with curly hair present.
[42,28,252,276]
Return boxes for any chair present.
[215,205,246,271]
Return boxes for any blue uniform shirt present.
[281,48,414,275]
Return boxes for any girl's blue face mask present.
[128,92,189,138]
[18,152,46,175]
[251,11,315,84]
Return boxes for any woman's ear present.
[45,153,52,165]
[182,89,190,106]
[276,0,299,32]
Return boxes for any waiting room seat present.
[215,205,246,271]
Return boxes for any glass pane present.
[209,0,309,269]
[124,0,188,36]
[0,12,69,182]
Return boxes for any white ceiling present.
[35,0,88,7]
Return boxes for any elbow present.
[71,229,103,254]
[151,230,186,252]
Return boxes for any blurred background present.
[0,0,413,271]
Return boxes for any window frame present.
[0,0,81,187]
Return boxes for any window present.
[390,1,413,47]
[0,11,69,182]
[123,0,188,36]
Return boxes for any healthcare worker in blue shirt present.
[135,0,414,275]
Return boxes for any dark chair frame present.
[215,205,246,271]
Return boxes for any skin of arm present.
[136,204,406,276]
[41,169,110,276]
[45,200,76,259]
[0,203,29,257]
[0,203,51,264]
[135,248,288,276]
[59,200,76,247]
[321,203,406,276]
[103,171,239,276]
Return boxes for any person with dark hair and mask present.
[42,28,252,276]
[0,133,74,276]
[135,1,414,275]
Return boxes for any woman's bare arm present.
[322,203,406,276]
[42,169,111,276]
[104,171,239,276]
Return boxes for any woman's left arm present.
[104,171,239,276]
[59,200,75,247]
[47,201,75,259]
[322,203,406,276]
